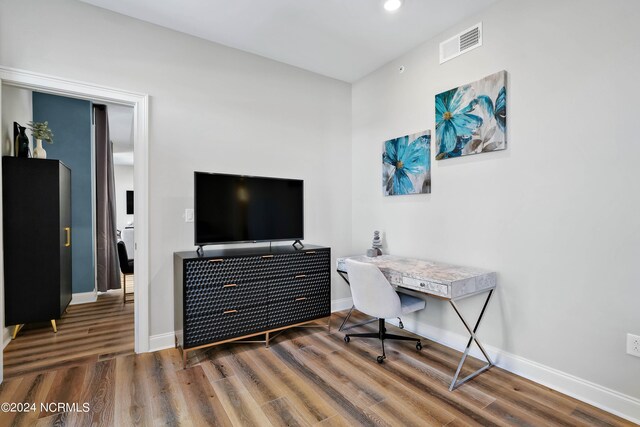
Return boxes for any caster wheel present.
[344,336,350,343]
[416,342,422,351]
[399,321,404,329]
[376,356,385,363]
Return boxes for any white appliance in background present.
[121,226,134,261]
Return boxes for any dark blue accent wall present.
[33,92,94,294]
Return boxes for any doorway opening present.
[0,67,149,382]
[109,102,136,304]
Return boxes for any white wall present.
[352,0,640,404]
[114,164,134,231]
[3,0,638,418]
[0,86,33,351]
[0,0,353,338]
[1,86,32,156]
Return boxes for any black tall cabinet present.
[2,157,72,337]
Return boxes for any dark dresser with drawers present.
[174,244,331,366]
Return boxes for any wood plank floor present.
[3,275,134,379]
[0,310,634,426]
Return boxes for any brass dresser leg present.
[11,324,23,339]
[51,319,57,333]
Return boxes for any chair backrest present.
[121,228,135,260]
[345,259,402,319]
[117,240,130,273]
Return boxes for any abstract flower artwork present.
[435,70,507,159]
[382,130,431,196]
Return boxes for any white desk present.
[336,254,497,390]
[121,227,135,260]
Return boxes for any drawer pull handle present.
[262,255,274,259]
[209,259,224,263]
[305,251,316,255]
[223,284,237,288]
[295,297,307,301]
[295,274,307,279]
[64,227,71,247]
[223,309,238,315]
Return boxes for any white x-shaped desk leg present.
[448,289,494,391]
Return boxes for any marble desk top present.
[336,255,496,300]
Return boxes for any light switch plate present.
[627,333,640,358]
[185,209,194,223]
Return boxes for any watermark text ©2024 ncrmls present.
[1,402,90,413]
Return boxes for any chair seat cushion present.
[399,293,426,314]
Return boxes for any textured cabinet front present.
[185,256,279,287]
[268,273,331,328]
[281,251,331,276]
[268,290,331,329]
[176,246,331,350]
[184,280,268,318]
[185,305,269,348]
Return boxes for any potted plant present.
[27,121,54,159]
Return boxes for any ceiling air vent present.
[439,23,482,64]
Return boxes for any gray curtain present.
[94,105,120,291]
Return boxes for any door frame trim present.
[0,67,150,372]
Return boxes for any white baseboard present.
[149,332,175,352]
[70,290,98,305]
[386,317,640,424]
[2,327,11,349]
[331,297,353,313]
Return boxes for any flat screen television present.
[126,190,134,215]
[194,172,303,246]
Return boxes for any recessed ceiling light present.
[384,0,403,12]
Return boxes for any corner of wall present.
[389,318,640,424]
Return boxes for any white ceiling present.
[78,0,497,82]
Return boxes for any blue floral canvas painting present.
[435,70,507,160]
[382,130,431,196]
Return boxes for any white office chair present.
[344,259,426,363]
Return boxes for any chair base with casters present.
[344,318,422,363]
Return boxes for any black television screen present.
[126,190,134,215]
[194,172,303,245]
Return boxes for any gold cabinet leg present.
[265,332,270,348]
[51,319,57,333]
[11,324,23,340]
